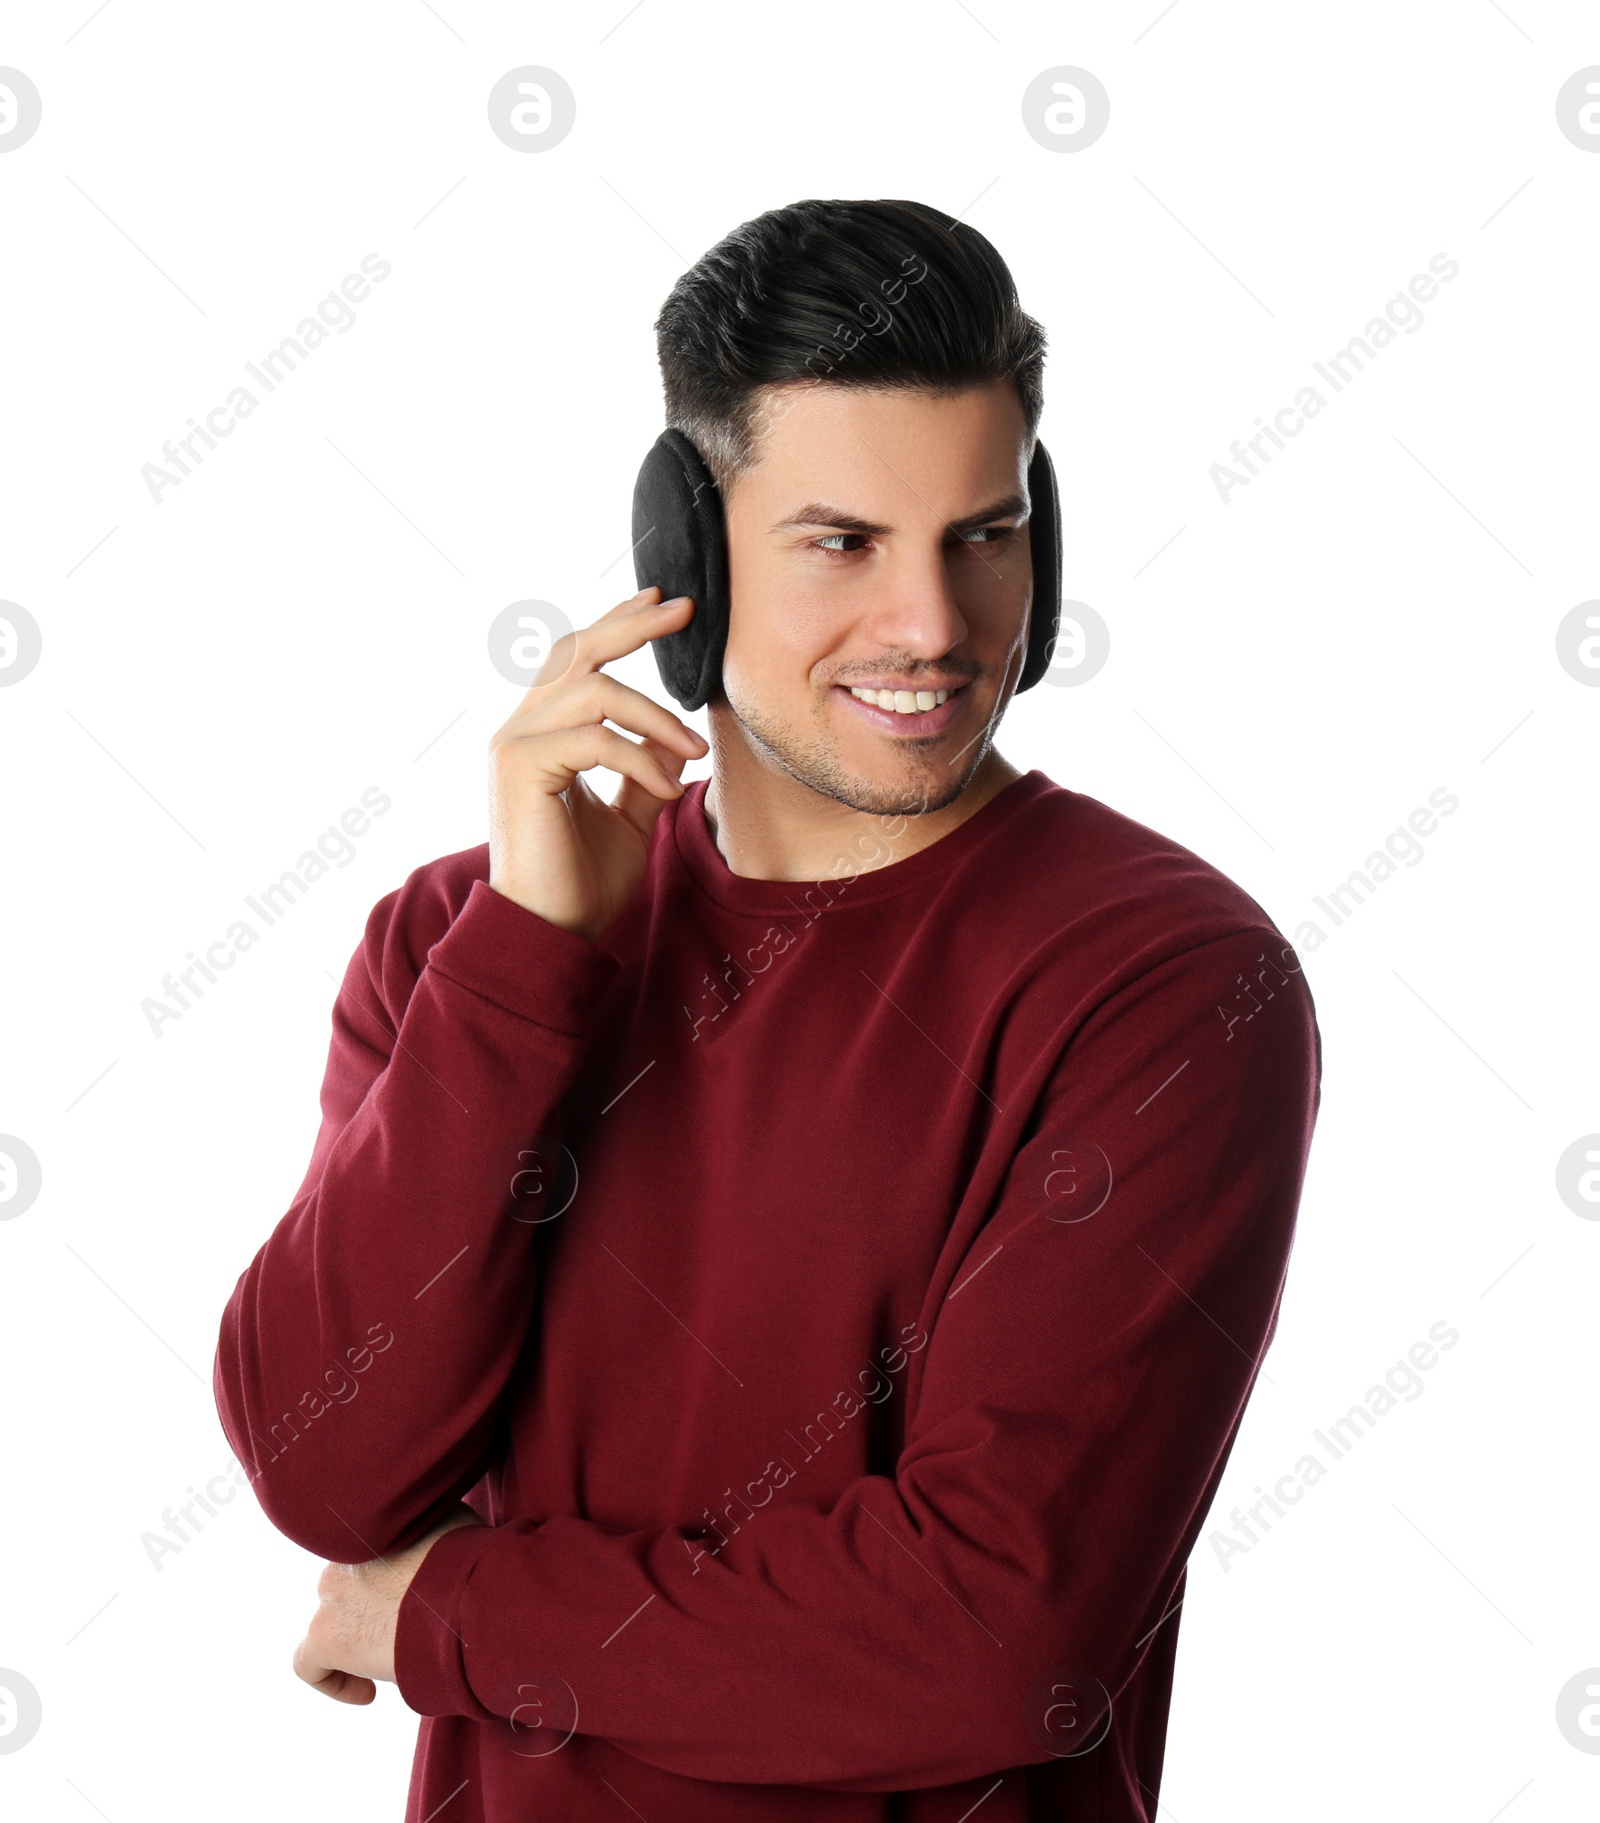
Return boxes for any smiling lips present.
[847,685,952,714]
[836,681,967,732]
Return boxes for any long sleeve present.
[391,923,1322,1789]
[212,873,622,1563]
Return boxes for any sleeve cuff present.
[393,1521,502,1720]
[424,877,622,1034]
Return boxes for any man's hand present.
[292,1505,488,1705]
[488,584,709,943]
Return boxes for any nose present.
[861,539,975,660]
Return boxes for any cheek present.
[955,559,1032,653]
[725,571,842,684]
[961,542,1032,607]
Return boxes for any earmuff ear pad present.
[1018,438,1062,694]
[632,428,1062,711]
[632,429,728,712]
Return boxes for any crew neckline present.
[671,768,1057,917]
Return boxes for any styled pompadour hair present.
[653,197,1047,496]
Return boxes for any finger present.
[509,722,688,805]
[292,1635,376,1703]
[613,736,695,839]
[524,591,695,695]
[602,583,662,618]
[317,1671,377,1705]
[496,670,706,761]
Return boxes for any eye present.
[806,525,1022,561]
[810,533,871,558]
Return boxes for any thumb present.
[293,1634,377,1705]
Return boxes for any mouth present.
[833,681,969,737]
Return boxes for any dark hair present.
[653,198,1047,494]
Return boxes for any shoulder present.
[995,777,1321,1125]
[990,771,1309,1002]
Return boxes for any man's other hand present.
[292,1505,488,1704]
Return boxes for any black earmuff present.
[631,429,1062,711]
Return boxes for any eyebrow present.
[769,493,1029,537]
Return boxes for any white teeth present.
[848,686,952,714]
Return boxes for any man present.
[213,197,1321,1821]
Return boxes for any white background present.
[1,2,1595,1818]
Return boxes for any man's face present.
[717,378,1036,817]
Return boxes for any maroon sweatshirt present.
[213,767,1321,1821]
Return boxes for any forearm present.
[392,1276,1270,1788]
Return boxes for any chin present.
[814,745,980,819]
[731,688,987,817]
